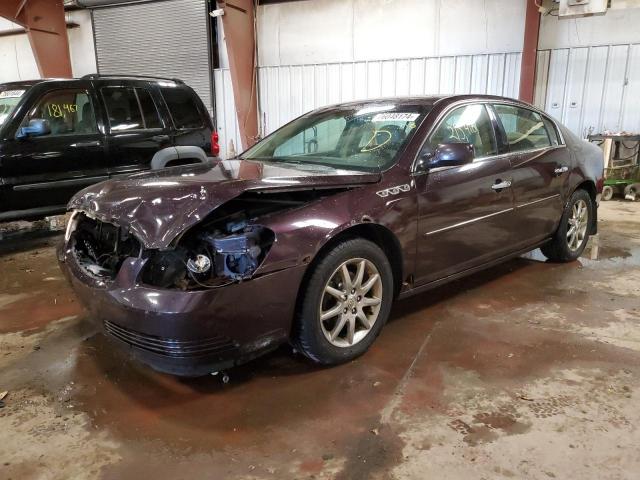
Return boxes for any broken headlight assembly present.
[140,223,275,290]
[70,212,142,280]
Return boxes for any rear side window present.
[160,87,204,129]
[494,104,551,152]
[24,89,97,135]
[102,87,162,131]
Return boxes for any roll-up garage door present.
[92,0,212,112]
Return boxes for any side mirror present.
[416,143,474,171]
[16,118,51,139]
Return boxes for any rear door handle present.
[152,135,170,142]
[71,140,102,148]
[492,179,512,191]
[554,166,569,175]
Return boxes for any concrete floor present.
[1,201,639,480]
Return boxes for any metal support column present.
[519,0,541,103]
[219,0,259,150]
[0,0,72,78]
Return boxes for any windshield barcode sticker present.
[0,90,25,98]
[372,112,420,122]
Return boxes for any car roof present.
[0,75,185,88]
[312,94,534,112]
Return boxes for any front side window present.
[427,104,497,158]
[494,104,551,152]
[102,87,162,132]
[242,106,429,171]
[0,86,28,127]
[24,89,97,136]
[160,87,204,129]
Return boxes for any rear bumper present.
[58,244,306,376]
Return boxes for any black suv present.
[0,75,218,221]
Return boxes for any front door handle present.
[71,140,102,148]
[152,135,170,142]
[492,179,512,191]
[554,166,569,175]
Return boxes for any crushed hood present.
[69,159,381,249]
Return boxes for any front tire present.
[293,238,393,365]
[541,189,593,262]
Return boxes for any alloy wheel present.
[567,198,589,251]
[319,258,383,348]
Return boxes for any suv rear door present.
[1,82,108,215]
[99,83,172,176]
[490,104,570,247]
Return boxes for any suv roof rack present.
[81,74,184,84]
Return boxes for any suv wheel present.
[541,189,593,262]
[293,239,393,365]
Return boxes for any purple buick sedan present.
[59,95,604,376]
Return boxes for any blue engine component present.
[207,229,262,280]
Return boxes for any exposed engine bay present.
[71,189,346,290]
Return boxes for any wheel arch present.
[150,146,209,170]
[569,179,598,234]
[292,222,404,337]
[572,179,597,203]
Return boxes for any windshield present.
[242,104,430,171]
[0,86,28,127]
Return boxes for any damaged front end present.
[140,222,275,290]
[68,211,142,280]
[68,189,342,291]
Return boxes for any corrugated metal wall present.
[534,44,640,138]
[92,0,212,112]
[257,53,522,136]
[213,52,522,158]
[213,68,243,160]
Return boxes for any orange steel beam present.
[519,0,541,103]
[0,0,72,78]
[219,0,259,150]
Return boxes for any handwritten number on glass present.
[46,103,78,119]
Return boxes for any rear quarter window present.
[160,87,205,129]
[542,116,561,146]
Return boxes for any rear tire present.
[293,238,393,365]
[541,189,593,262]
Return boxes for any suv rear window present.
[160,87,204,129]
[102,87,162,131]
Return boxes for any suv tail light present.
[211,131,220,156]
